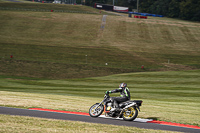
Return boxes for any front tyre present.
[89,103,104,117]
[122,107,138,121]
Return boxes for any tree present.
[179,0,200,21]
[140,0,155,13]
[168,0,180,18]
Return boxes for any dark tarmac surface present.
[0,106,199,133]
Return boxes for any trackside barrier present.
[134,15,147,19]
[128,12,164,17]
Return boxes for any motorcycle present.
[89,93,143,121]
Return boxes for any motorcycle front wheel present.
[89,103,104,117]
[122,107,138,121]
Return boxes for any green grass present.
[0,2,100,13]
[0,2,200,132]
[0,2,200,79]
[0,70,200,126]
[0,114,179,133]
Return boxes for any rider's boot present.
[110,104,120,112]
[110,108,116,112]
[110,107,120,112]
[110,100,120,112]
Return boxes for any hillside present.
[0,2,200,79]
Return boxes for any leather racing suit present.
[107,87,130,108]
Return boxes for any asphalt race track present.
[0,106,199,133]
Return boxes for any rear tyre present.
[89,103,104,117]
[122,107,138,121]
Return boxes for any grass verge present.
[0,70,199,126]
[0,114,180,133]
[0,2,200,79]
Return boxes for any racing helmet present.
[119,83,127,88]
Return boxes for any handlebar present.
[104,93,110,98]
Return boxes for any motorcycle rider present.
[106,82,130,111]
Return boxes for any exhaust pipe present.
[119,102,136,116]
[124,102,136,109]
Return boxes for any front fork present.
[93,101,104,114]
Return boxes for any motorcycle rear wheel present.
[122,107,138,121]
[89,103,104,117]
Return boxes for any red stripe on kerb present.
[147,120,200,129]
[29,108,89,116]
[29,108,200,130]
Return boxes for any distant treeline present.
[84,0,199,21]
[140,0,200,21]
